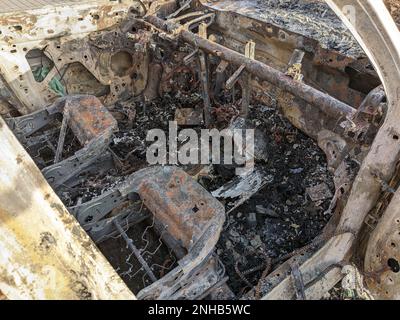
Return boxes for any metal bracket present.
[286,49,305,82]
[225,41,255,90]
[241,41,255,117]
[226,64,246,90]
[225,41,255,118]
[214,60,229,96]
[245,40,256,60]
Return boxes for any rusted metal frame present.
[241,41,255,118]
[345,85,386,145]
[31,21,150,111]
[71,165,226,299]
[263,233,354,300]
[198,52,211,123]
[118,166,226,299]
[8,95,118,190]
[88,211,150,244]
[172,256,228,300]
[70,188,127,225]
[364,181,400,299]
[195,276,231,300]
[54,109,70,163]
[5,98,66,139]
[0,1,138,113]
[324,1,400,234]
[65,156,151,241]
[63,95,118,145]
[43,137,110,190]
[198,23,212,127]
[113,220,157,283]
[214,60,229,96]
[257,0,400,300]
[24,128,59,149]
[204,4,371,108]
[0,115,134,299]
[144,15,356,119]
[322,0,400,300]
[182,12,216,31]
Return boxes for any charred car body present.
[0,0,399,300]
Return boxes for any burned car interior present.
[1,0,400,300]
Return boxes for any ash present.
[209,103,334,296]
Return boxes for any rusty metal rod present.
[198,51,212,126]
[144,15,356,119]
[113,220,157,283]
[54,111,69,163]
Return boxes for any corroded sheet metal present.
[66,95,118,145]
[134,166,225,250]
[0,0,150,113]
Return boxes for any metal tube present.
[145,15,356,119]
[113,220,157,283]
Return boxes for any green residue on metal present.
[32,66,66,97]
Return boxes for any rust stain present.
[15,154,23,164]
[38,232,57,253]
[65,95,117,145]
[137,167,225,250]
